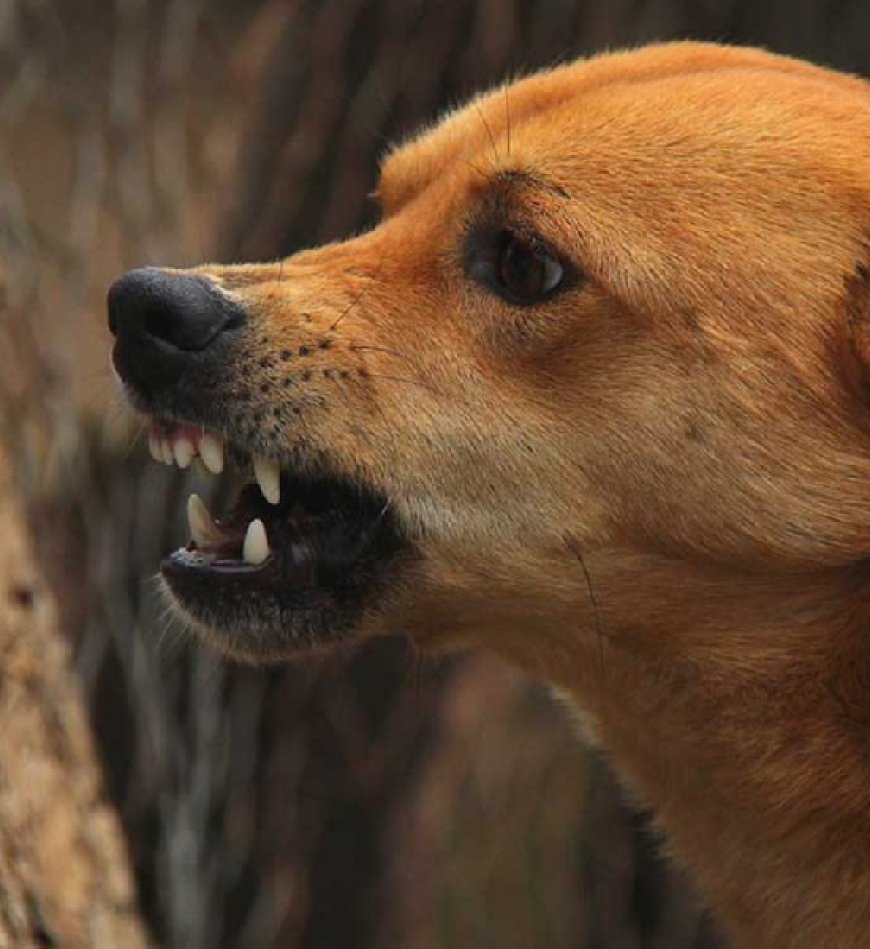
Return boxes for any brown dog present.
[108,42,870,948]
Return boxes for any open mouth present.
[148,421,408,657]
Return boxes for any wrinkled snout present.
[108,267,246,400]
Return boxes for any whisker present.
[155,609,187,657]
[149,574,190,655]
[330,285,368,332]
[121,418,149,462]
[330,261,386,332]
[504,83,512,158]
[564,535,610,677]
[355,498,393,549]
[460,157,491,181]
[474,101,500,167]
[351,344,414,365]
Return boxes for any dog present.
[108,42,870,947]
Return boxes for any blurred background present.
[2,2,869,947]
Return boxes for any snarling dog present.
[109,42,870,948]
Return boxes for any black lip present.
[160,471,412,657]
[162,548,327,611]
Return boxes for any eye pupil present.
[497,237,562,302]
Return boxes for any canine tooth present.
[242,518,269,565]
[199,432,224,474]
[253,454,281,505]
[173,438,195,469]
[187,493,220,547]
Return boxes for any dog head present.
[109,42,870,666]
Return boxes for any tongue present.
[187,494,223,548]
[186,493,264,564]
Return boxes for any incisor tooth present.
[199,432,224,474]
[242,518,269,565]
[173,438,195,469]
[160,437,174,466]
[148,432,162,463]
[253,454,281,505]
[187,493,220,548]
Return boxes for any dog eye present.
[465,229,569,306]
[497,237,564,302]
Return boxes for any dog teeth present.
[199,433,225,474]
[242,518,269,565]
[148,432,162,463]
[253,454,281,505]
[173,437,195,469]
[145,425,228,475]
[160,437,174,466]
[187,493,221,548]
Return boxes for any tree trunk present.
[0,450,147,949]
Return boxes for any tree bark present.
[0,450,147,949]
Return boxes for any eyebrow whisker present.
[504,83,512,158]
[474,101,501,168]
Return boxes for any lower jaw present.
[160,561,358,660]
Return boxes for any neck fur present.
[492,552,870,948]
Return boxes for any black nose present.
[108,267,245,398]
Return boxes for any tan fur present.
[177,43,870,946]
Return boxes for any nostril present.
[108,267,246,352]
[108,266,247,398]
[144,301,185,350]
